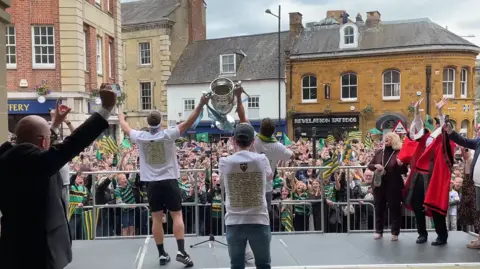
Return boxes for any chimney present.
[356,13,363,23]
[289,12,303,36]
[365,11,381,27]
[188,0,206,43]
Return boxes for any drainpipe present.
[426,65,432,115]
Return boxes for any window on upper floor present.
[139,42,151,65]
[302,75,317,103]
[83,30,88,71]
[95,0,101,6]
[341,73,358,101]
[140,82,152,110]
[443,68,455,97]
[96,36,103,75]
[109,41,113,78]
[220,54,235,74]
[32,25,55,69]
[460,68,467,98]
[382,70,401,100]
[339,24,358,49]
[247,96,260,119]
[183,99,195,118]
[6,25,16,69]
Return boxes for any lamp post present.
[265,5,282,125]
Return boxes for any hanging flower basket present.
[33,83,51,96]
[360,104,374,115]
[407,101,415,113]
[116,92,127,106]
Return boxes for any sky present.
[121,0,480,46]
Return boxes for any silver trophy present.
[205,77,248,131]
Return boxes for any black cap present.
[234,123,255,142]
[434,117,440,125]
[147,110,162,126]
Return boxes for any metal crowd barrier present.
[67,166,435,240]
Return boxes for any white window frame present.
[95,0,101,6]
[340,73,358,101]
[247,96,260,119]
[139,82,153,111]
[220,54,236,74]
[183,99,195,118]
[460,68,467,98]
[138,42,151,66]
[83,31,87,71]
[108,41,113,78]
[382,70,401,100]
[107,0,111,12]
[442,68,455,98]
[339,23,359,49]
[6,25,16,69]
[96,36,103,75]
[301,75,317,103]
[31,25,55,69]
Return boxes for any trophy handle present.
[234,81,250,100]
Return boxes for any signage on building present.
[293,115,359,125]
[392,120,407,134]
[8,99,57,115]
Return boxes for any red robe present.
[416,128,456,216]
[401,130,430,212]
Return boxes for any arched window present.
[450,120,457,131]
[461,119,469,137]
[460,68,468,98]
[443,68,455,97]
[339,23,358,49]
[341,73,358,101]
[382,70,400,99]
[302,75,317,103]
[344,26,354,44]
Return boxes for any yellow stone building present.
[121,0,206,128]
[286,11,480,139]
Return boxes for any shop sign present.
[8,99,57,115]
[294,115,359,125]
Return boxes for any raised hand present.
[99,85,117,112]
[413,98,423,114]
[51,98,72,127]
[434,97,448,112]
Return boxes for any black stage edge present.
[66,232,480,269]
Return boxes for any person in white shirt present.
[219,123,273,269]
[118,95,208,267]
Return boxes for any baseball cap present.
[147,110,162,127]
[234,123,255,142]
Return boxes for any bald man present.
[0,88,116,269]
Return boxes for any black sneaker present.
[176,251,194,267]
[159,254,171,266]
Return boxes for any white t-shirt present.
[130,127,181,182]
[252,137,293,192]
[219,150,273,226]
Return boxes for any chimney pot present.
[356,13,363,22]
[366,10,381,27]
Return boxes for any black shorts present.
[147,179,182,213]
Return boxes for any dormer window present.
[220,54,236,74]
[339,23,359,49]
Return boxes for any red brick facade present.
[6,0,61,92]
[7,0,117,93]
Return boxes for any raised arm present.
[235,87,248,123]
[178,95,209,135]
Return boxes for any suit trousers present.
[373,182,402,236]
[411,176,448,241]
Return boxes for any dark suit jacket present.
[0,113,109,269]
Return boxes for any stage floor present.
[66,231,480,269]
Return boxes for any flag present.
[425,115,435,132]
[282,133,292,146]
[95,150,102,160]
[120,138,132,149]
[322,153,339,180]
[281,205,294,232]
[195,132,209,143]
[343,143,353,161]
[346,131,362,143]
[82,208,100,240]
[318,138,325,152]
[326,135,335,144]
[364,133,373,149]
[99,136,118,155]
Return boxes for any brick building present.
[286,10,480,139]
[6,0,123,139]
[121,0,206,129]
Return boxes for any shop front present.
[8,99,56,133]
[292,113,360,139]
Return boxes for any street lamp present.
[265,5,282,126]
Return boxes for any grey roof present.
[121,0,179,26]
[293,18,479,56]
[167,32,289,85]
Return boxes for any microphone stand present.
[190,134,227,248]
